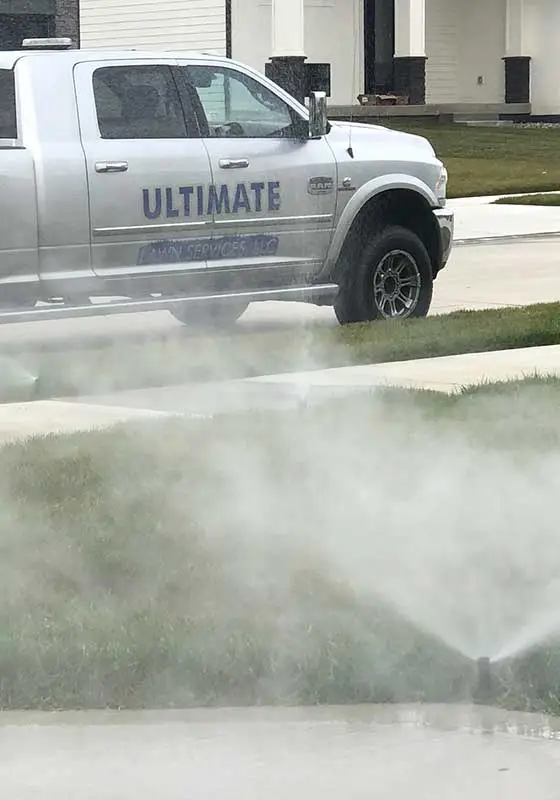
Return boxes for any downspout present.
[225,0,232,57]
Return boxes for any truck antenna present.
[347,10,360,158]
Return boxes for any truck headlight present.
[436,165,448,207]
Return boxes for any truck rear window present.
[0,69,17,139]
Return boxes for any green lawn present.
[493,192,560,205]
[6,302,560,405]
[2,378,560,711]
[384,122,560,198]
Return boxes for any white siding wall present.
[427,0,560,114]
[231,0,363,105]
[80,0,226,54]
[425,0,459,103]
[426,0,506,105]
[456,0,506,103]
[230,0,270,78]
[524,0,559,116]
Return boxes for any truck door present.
[179,61,337,285]
[73,60,213,285]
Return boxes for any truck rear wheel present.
[334,225,433,324]
[169,300,249,329]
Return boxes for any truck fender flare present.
[322,175,439,277]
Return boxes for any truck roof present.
[0,49,231,70]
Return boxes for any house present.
[238,0,550,119]
[0,0,79,48]
[79,1,228,59]
[6,1,556,119]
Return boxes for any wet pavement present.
[1,703,560,799]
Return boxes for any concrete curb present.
[449,190,560,204]
[455,231,560,246]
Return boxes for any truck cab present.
[0,40,453,327]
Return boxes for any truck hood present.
[327,119,438,159]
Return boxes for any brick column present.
[504,56,531,104]
[393,57,427,105]
[394,0,426,104]
[55,0,80,46]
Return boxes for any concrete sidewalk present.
[0,344,558,445]
[449,192,560,242]
[247,344,560,394]
[0,400,175,445]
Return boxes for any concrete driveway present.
[1,704,559,799]
[432,236,560,314]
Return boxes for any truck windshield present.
[0,69,16,139]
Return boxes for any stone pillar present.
[266,0,307,103]
[55,0,80,46]
[393,0,426,104]
[503,0,530,104]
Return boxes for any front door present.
[180,60,337,286]
[364,0,395,94]
[74,59,213,286]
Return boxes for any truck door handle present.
[95,161,129,173]
[219,158,250,170]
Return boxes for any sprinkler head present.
[473,656,494,705]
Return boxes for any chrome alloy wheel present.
[372,249,422,319]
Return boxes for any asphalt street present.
[0,237,557,353]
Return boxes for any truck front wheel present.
[334,225,433,324]
[169,300,249,329]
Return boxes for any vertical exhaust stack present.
[473,657,495,705]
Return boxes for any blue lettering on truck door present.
[138,234,280,265]
[142,182,282,220]
[207,184,231,215]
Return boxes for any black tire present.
[169,300,249,329]
[334,225,433,324]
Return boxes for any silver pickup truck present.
[0,39,453,327]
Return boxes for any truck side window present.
[0,69,17,139]
[93,65,189,140]
[184,65,296,139]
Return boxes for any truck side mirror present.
[308,91,329,138]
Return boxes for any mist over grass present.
[1,381,560,711]
[3,302,560,403]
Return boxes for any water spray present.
[473,657,495,705]
[0,357,40,401]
